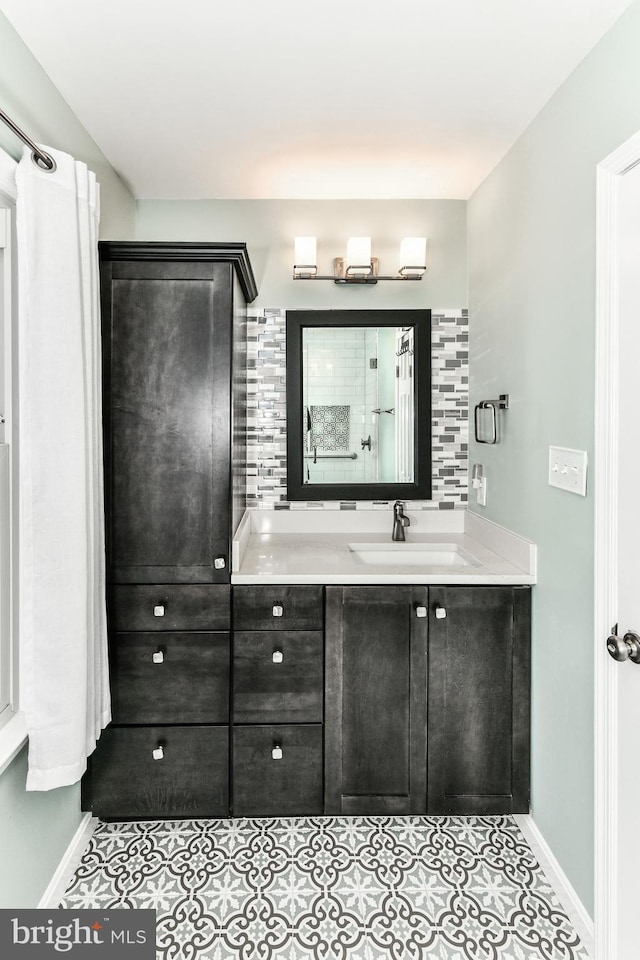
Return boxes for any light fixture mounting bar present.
[292,273,424,283]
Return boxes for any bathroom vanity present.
[84,502,535,820]
[231,509,534,819]
[81,242,535,822]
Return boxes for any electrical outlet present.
[548,446,587,496]
[477,476,487,507]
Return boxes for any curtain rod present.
[0,106,56,172]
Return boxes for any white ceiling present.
[0,0,634,199]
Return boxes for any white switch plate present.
[548,446,587,496]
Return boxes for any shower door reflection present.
[302,326,414,485]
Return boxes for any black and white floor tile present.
[60,815,589,960]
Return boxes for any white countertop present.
[232,509,536,585]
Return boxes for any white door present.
[595,135,640,960]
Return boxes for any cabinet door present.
[325,586,428,815]
[102,259,233,583]
[427,586,531,814]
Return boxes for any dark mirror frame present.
[286,308,432,502]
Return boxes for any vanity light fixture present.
[293,236,427,284]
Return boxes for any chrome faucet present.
[392,500,410,541]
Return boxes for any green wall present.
[468,0,640,917]
[0,11,135,239]
[0,748,82,907]
[136,198,467,309]
[0,9,134,908]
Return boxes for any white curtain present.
[16,145,110,790]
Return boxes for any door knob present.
[606,629,640,664]
[152,650,164,664]
[214,557,226,570]
[272,650,283,663]
[152,745,164,761]
[153,604,165,617]
[435,606,447,619]
[415,605,427,618]
[272,745,283,760]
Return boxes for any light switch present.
[548,446,587,496]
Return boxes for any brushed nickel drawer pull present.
[416,605,427,618]
[272,604,284,617]
[214,557,226,570]
[153,604,165,617]
[272,744,283,760]
[272,650,284,663]
[152,745,164,761]
[152,650,164,664]
[435,606,447,619]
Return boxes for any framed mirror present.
[286,309,432,501]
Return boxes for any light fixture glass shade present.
[346,236,372,275]
[294,236,317,276]
[400,237,427,275]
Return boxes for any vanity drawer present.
[110,632,230,724]
[82,724,229,819]
[232,724,323,817]
[110,584,230,631]
[233,585,323,631]
[233,631,323,724]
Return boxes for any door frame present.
[594,128,640,960]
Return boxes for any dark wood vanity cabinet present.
[324,586,429,815]
[85,570,530,817]
[324,584,531,817]
[427,585,531,814]
[82,244,257,820]
[99,243,256,584]
[231,586,324,817]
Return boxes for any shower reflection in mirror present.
[302,326,415,485]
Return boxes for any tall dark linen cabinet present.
[81,243,257,819]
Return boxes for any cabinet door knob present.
[152,650,164,664]
[152,745,164,761]
[435,606,447,619]
[214,557,226,570]
[272,650,284,663]
[153,604,165,617]
[272,745,283,760]
[272,604,284,617]
[416,605,427,618]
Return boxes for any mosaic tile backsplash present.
[246,308,468,510]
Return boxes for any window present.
[0,152,26,772]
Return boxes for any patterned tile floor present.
[60,815,589,960]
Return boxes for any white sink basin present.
[348,542,478,567]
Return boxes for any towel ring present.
[474,394,509,444]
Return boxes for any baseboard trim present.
[38,813,97,908]
[514,814,594,958]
